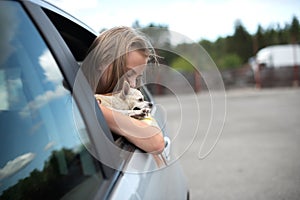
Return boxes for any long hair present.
[81,26,157,94]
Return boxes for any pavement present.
[155,88,300,200]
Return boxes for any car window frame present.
[19,1,128,197]
[30,0,139,153]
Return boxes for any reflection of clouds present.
[44,141,56,151]
[0,7,19,110]
[0,153,36,181]
[7,78,23,108]
[39,50,62,84]
[19,49,68,117]
[0,71,8,110]
[19,85,67,117]
[30,121,43,135]
[0,6,18,65]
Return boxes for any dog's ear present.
[120,81,130,100]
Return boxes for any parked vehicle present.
[249,44,300,87]
[0,0,189,199]
[255,44,300,69]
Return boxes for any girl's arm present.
[98,102,165,154]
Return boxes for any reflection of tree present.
[0,147,98,200]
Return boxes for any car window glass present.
[0,2,105,199]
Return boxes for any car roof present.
[22,0,98,35]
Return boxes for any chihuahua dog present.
[96,81,171,162]
[95,81,153,119]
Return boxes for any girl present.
[81,26,165,154]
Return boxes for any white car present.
[0,0,189,199]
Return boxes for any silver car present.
[0,0,189,199]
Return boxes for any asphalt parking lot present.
[155,88,300,200]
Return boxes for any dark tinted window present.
[43,8,96,61]
[0,2,104,199]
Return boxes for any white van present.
[255,44,300,69]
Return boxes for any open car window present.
[42,8,97,62]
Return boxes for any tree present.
[132,20,141,29]
[139,23,171,49]
[138,23,174,66]
[253,25,266,53]
[171,56,194,72]
[289,16,300,86]
[229,20,253,63]
[289,15,300,43]
[219,53,242,69]
[132,15,300,72]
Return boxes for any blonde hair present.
[81,26,157,94]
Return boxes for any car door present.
[0,1,124,199]
[12,1,188,199]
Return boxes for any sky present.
[46,0,300,42]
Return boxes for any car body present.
[0,0,189,199]
[249,44,300,87]
[255,44,300,68]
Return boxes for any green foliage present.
[171,56,194,72]
[290,16,300,43]
[0,148,89,200]
[202,16,300,69]
[218,54,243,69]
[229,20,253,63]
[133,16,300,70]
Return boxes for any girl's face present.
[125,50,148,88]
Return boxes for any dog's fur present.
[95,82,171,164]
[95,81,152,119]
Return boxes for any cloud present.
[44,141,56,151]
[46,0,300,42]
[0,153,36,181]
[0,71,8,110]
[0,5,18,65]
[19,84,68,117]
[47,0,100,14]
[39,50,62,84]
[19,49,68,118]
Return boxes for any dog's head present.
[119,81,153,111]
